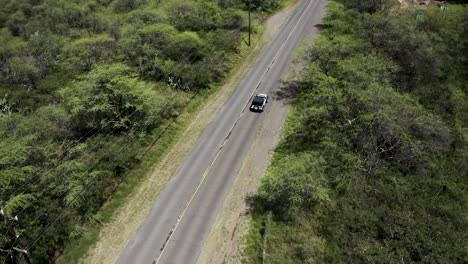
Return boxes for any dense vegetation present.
[243,1,467,263]
[0,0,284,262]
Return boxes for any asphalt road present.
[118,1,326,263]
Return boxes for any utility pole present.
[248,0,251,46]
[1,209,31,264]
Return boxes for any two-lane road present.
[118,1,326,263]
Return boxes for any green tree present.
[257,152,330,218]
[221,8,248,30]
[5,55,41,89]
[125,8,167,26]
[59,63,162,135]
[335,0,397,14]
[164,31,204,61]
[113,0,148,13]
[167,0,222,31]
[240,0,280,12]
[120,23,177,79]
[7,11,27,37]
[60,34,117,72]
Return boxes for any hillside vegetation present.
[243,0,467,263]
[0,0,285,262]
